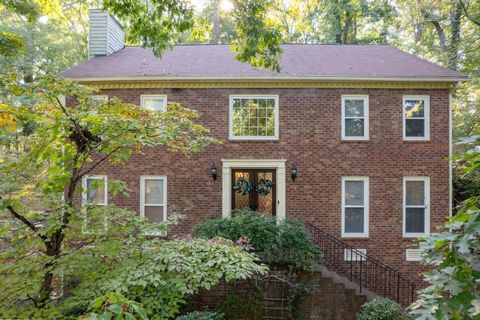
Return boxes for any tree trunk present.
[448,1,462,71]
[333,0,342,44]
[212,0,220,44]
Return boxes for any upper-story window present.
[341,177,369,238]
[403,95,429,140]
[82,175,108,206]
[229,95,279,140]
[403,177,430,237]
[140,94,167,111]
[341,95,369,140]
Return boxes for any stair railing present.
[305,223,416,306]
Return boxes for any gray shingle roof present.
[60,44,468,81]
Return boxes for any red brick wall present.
[83,87,450,287]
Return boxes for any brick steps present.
[297,267,372,320]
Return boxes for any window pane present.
[405,208,425,233]
[143,98,166,111]
[345,208,364,233]
[405,99,425,118]
[86,178,105,204]
[145,206,164,222]
[232,98,276,137]
[406,181,425,205]
[145,179,164,205]
[405,119,425,137]
[345,119,365,137]
[345,181,364,206]
[345,99,364,117]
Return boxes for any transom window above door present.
[140,94,167,111]
[229,95,279,140]
[341,95,369,140]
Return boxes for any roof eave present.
[61,75,470,83]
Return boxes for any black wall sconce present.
[291,164,297,181]
[210,163,218,181]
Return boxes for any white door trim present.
[222,159,287,223]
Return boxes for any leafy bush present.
[195,210,321,270]
[409,197,480,319]
[176,311,224,320]
[83,292,148,320]
[357,298,409,320]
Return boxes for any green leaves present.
[102,0,195,57]
[357,297,409,320]
[409,196,480,320]
[83,292,149,320]
[231,0,283,71]
[0,30,25,57]
[195,209,322,270]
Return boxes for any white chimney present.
[88,9,124,58]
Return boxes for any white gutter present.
[63,76,471,83]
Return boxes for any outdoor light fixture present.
[210,163,218,181]
[291,164,297,181]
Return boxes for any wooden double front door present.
[232,169,276,216]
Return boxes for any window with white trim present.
[140,94,167,111]
[89,94,108,101]
[82,175,108,206]
[403,177,430,237]
[229,95,279,140]
[342,95,369,140]
[403,96,429,140]
[342,177,369,237]
[140,176,167,223]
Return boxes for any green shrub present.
[357,298,410,320]
[176,311,224,320]
[195,210,321,270]
[82,292,148,320]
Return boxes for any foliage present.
[0,30,24,57]
[357,297,410,320]
[217,286,265,319]
[453,162,480,209]
[63,235,266,319]
[231,0,283,71]
[408,195,480,319]
[195,209,321,270]
[0,0,89,80]
[0,71,224,318]
[82,292,148,320]
[102,0,194,57]
[176,311,224,320]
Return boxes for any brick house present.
[61,10,468,307]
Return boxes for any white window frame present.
[228,95,279,141]
[81,175,108,206]
[403,176,430,238]
[89,94,108,101]
[140,175,168,223]
[403,95,430,141]
[140,94,168,111]
[341,177,369,238]
[341,95,369,140]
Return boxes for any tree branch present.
[459,0,480,27]
[0,195,48,242]
[77,146,123,178]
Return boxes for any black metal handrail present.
[305,223,416,306]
